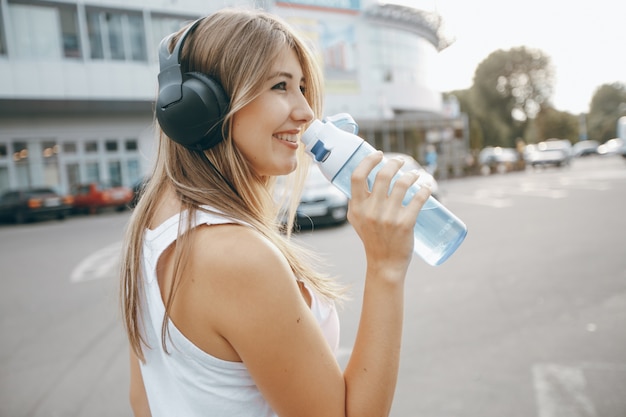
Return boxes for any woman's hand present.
[347,152,431,278]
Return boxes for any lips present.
[273,133,297,143]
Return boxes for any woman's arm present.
[129,348,151,417]
[176,152,429,417]
[343,152,430,416]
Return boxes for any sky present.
[385,0,626,114]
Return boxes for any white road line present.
[532,363,598,417]
[450,194,513,208]
[70,241,122,283]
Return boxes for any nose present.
[291,93,314,125]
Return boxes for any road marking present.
[447,170,622,208]
[532,363,598,417]
[446,193,514,208]
[70,242,122,283]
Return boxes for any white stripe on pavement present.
[70,241,122,283]
[533,363,597,417]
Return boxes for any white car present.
[524,139,572,167]
[597,138,624,156]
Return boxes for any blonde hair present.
[121,8,343,361]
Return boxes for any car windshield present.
[29,188,55,196]
[306,166,330,187]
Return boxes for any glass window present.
[65,163,80,189]
[108,161,122,186]
[42,141,58,160]
[87,11,103,59]
[62,142,77,154]
[86,8,147,62]
[105,140,118,152]
[0,8,6,56]
[12,142,30,188]
[0,167,9,194]
[59,6,81,58]
[86,162,100,183]
[12,141,28,162]
[106,12,124,60]
[41,141,60,188]
[125,139,138,151]
[127,14,147,61]
[126,159,141,184]
[0,143,7,158]
[85,141,98,153]
[9,4,63,59]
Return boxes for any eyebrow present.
[268,71,305,82]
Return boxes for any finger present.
[386,169,420,204]
[404,179,432,217]
[369,157,405,197]
[351,151,384,200]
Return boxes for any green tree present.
[470,46,555,147]
[587,82,626,142]
[532,106,579,143]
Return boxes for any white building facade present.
[0,0,467,194]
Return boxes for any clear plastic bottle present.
[301,114,467,266]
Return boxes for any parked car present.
[524,139,572,168]
[293,165,349,228]
[597,138,624,156]
[129,178,149,209]
[572,140,599,157]
[0,187,73,223]
[71,182,134,214]
[384,152,440,200]
[477,147,522,175]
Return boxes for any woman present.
[120,8,430,417]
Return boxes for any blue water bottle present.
[301,114,467,266]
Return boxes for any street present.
[1,155,625,417]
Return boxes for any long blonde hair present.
[121,8,344,361]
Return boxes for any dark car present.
[276,165,349,230]
[0,187,73,223]
[294,165,348,228]
[71,182,134,214]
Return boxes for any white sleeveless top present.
[138,209,340,417]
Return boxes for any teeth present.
[274,134,297,143]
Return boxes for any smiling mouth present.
[273,133,298,143]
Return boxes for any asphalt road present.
[1,155,625,417]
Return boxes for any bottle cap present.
[302,116,363,180]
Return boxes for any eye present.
[299,85,307,94]
[272,81,287,91]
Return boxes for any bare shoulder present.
[190,223,291,287]
[173,223,345,415]
[168,223,300,361]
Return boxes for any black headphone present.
[156,19,230,150]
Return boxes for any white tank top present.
[138,209,340,417]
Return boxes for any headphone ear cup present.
[156,72,230,150]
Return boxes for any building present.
[0,0,468,195]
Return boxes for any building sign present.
[286,16,360,94]
[276,0,361,13]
